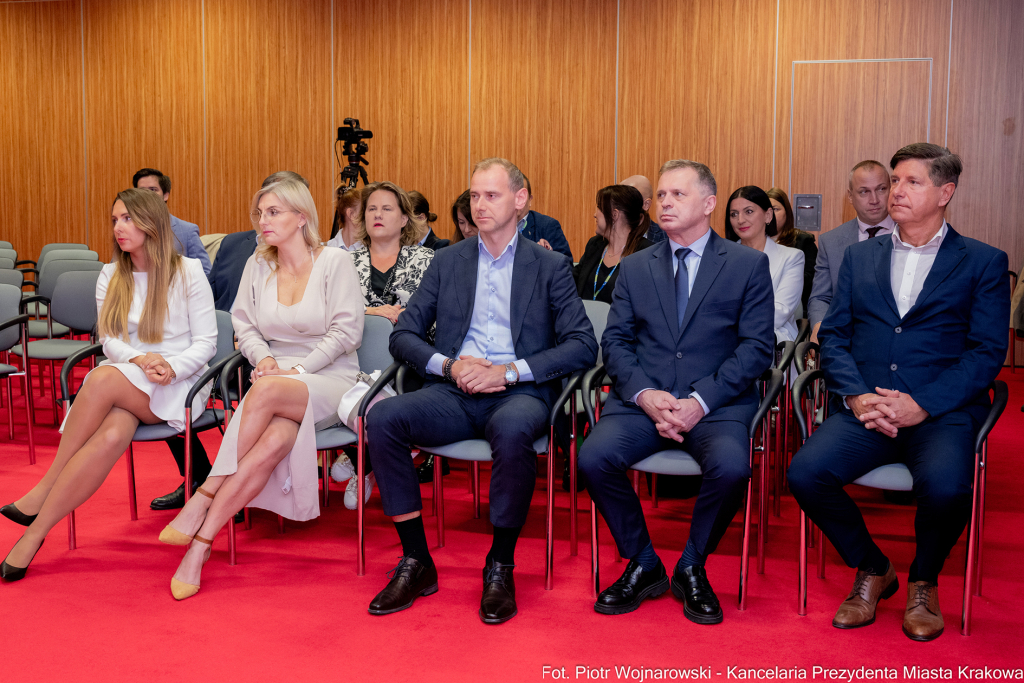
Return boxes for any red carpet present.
[1,369,1023,681]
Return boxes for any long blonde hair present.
[251,178,321,271]
[98,189,184,343]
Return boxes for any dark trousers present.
[579,412,751,559]
[366,382,549,528]
[166,432,212,483]
[787,410,977,583]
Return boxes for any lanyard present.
[592,248,618,299]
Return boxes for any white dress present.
[63,258,218,432]
[207,248,364,522]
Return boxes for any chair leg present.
[632,469,639,495]
[472,461,481,519]
[319,450,330,508]
[356,417,365,576]
[228,516,237,566]
[545,426,555,591]
[570,403,579,556]
[277,515,285,533]
[48,360,58,424]
[591,499,600,599]
[1010,328,1016,373]
[435,454,445,548]
[244,507,252,530]
[738,439,754,610]
[5,376,13,440]
[961,445,983,636]
[467,458,474,493]
[651,473,659,508]
[67,510,77,550]
[974,445,987,597]
[816,526,826,579]
[757,423,769,575]
[126,444,137,521]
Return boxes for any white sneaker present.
[330,455,355,483]
[344,472,375,510]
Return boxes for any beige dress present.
[208,248,364,521]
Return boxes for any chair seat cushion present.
[131,409,225,442]
[418,436,549,462]
[632,450,704,476]
[315,425,357,450]
[852,463,914,491]
[11,339,93,360]
[0,363,19,376]
[27,320,70,338]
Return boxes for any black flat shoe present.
[671,564,724,625]
[480,558,517,624]
[1,538,45,583]
[368,556,439,615]
[0,503,37,527]
[416,455,450,484]
[150,482,200,511]
[595,559,669,615]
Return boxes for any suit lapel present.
[455,239,478,328]
[678,231,725,337]
[510,237,539,346]
[873,239,901,319]
[905,226,966,319]
[649,241,678,338]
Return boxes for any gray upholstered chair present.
[0,258,14,270]
[582,367,785,607]
[791,368,1008,635]
[0,240,13,250]
[0,249,17,263]
[24,260,104,338]
[0,269,24,289]
[15,242,89,271]
[0,284,35,463]
[58,310,240,550]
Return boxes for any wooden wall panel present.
[470,0,617,259]
[334,0,468,242]
[83,0,204,262]
[204,0,333,240]
[618,0,777,237]
[0,0,86,262]
[791,60,931,232]
[775,0,952,235]
[946,0,1024,266]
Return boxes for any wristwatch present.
[503,362,519,386]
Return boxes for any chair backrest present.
[39,259,104,300]
[583,300,610,364]
[0,258,13,270]
[0,284,23,351]
[213,310,236,365]
[0,269,23,288]
[38,249,98,274]
[38,243,88,262]
[356,314,394,373]
[50,271,102,332]
[0,249,16,261]
[0,240,13,249]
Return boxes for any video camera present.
[337,118,372,190]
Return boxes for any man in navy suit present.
[788,143,1009,642]
[366,158,597,624]
[516,176,573,260]
[132,168,211,275]
[578,160,774,623]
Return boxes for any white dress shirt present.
[857,214,896,241]
[891,221,947,318]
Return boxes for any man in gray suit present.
[132,168,212,275]
[808,160,895,342]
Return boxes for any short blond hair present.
[250,178,321,270]
[356,181,426,247]
[472,157,526,193]
[659,159,717,197]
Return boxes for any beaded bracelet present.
[442,358,455,383]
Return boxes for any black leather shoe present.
[416,455,450,484]
[150,482,199,511]
[0,503,37,527]
[480,558,517,624]
[595,559,669,615]
[671,565,724,624]
[1,538,44,583]
[368,556,439,615]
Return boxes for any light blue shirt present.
[633,228,712,415]
[425,232,534,381]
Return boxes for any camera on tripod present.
[337,118,373,190]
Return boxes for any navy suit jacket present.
[820,225,1009,424]
[390,235,598,407]
[420,229,450,251]
[521,210,573,261]
[602,229,776,425]
[208,230,257,312]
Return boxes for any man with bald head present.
[621,175,666,243]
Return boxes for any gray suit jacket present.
[170,214,212,275]
[807,218,858,326]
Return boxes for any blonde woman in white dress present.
[0,189,217,581]
[162,177,363,600]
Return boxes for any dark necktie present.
[866,226,882,239]
[674,247,692,326]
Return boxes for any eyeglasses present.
[250,207,298,222]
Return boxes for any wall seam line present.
[79,0,88,246]
[201,0,209,235]
[613,0,620,182]
[770,0,779,187]
[944,0,954,147]
[467,0,472,186]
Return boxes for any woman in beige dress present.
[161,177,364,600]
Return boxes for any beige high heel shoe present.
[170,534,213,601]
[159,487,215,546]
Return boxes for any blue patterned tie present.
[675,247,691,327]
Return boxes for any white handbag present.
[337,370,396,431]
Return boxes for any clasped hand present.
[452,355,507,394]
[366,304,403,324]
[848,387,929,438]
[637,390,704,442]
[133,352,175,386]
[250,357,299,383]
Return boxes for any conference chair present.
[0,249,17,263]
[1008,271,1018,372]
[0,241,13,250]
[58,311,239,549]
[0,284,35,463]
[16,242,88,271]
[771,340,798,518]
[0,258,13,270]
[25,260,104,339]
[791,369,1008,635]
[582,367,785,605]
[0,269,23,289]
[795,318,810,344]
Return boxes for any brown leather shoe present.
[902,581,944,641]
[832,563,899,629]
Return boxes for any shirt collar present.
[891,220,947,251]
[478,229,519,263]
[417,229,431,245]
[668,228,712,258]
[516,213,528,232]
[856,214,896,236]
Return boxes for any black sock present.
[632,541,660,572]
[394,516,432,566]
[677,538,705,571]
[857,545,890,576]
[487,525,522,565]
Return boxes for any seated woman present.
[408,190,449,250]
[351,181,434,325]
[725,185,804,342]
[767,187,817,315]
[161,177,363,600]
[0,189,217,581]
[450,189,478,243]
[326,187,362,251]
[573,185,654,303]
